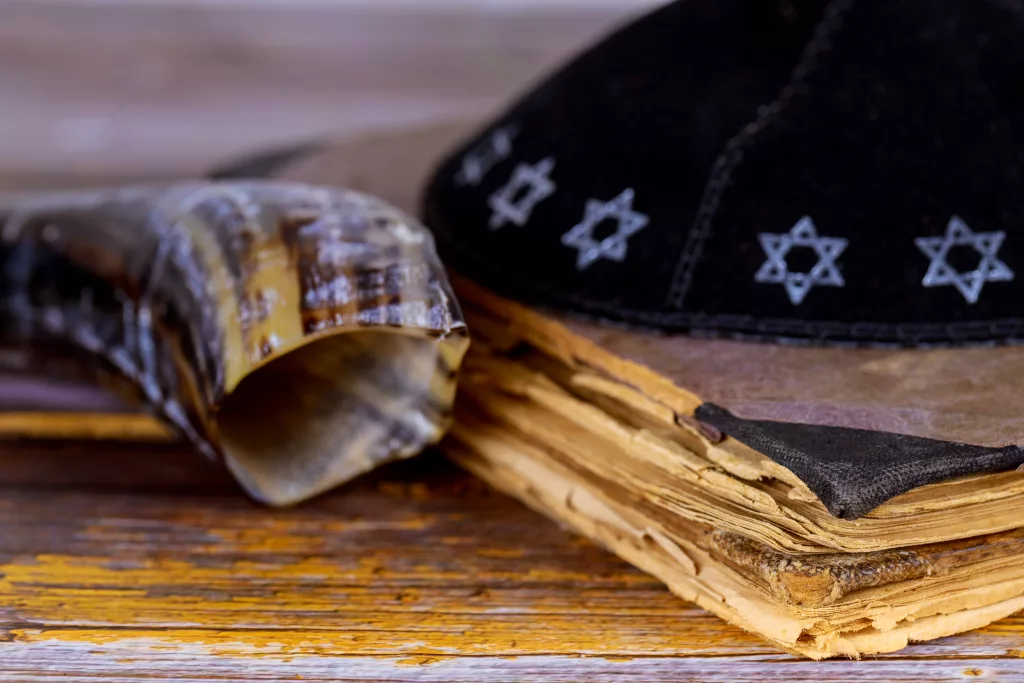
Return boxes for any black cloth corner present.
[695,403,1024,519]
[423,0,1024,347]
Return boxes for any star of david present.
[755,216,848,305]
[487,157,556,230]
[915,216,1013,304]
[561,188,649,270]
[455,124,518,187]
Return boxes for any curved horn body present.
[0,181,468,505]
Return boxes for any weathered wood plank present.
[3,648,1024,683]
[0,441,1022,680]
[0,413,171,440]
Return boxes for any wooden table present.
[0,439,1022,682]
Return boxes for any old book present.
[445,276,1024,658]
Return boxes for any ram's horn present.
[0,180,468,505]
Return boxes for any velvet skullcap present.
[423,0,1024,347]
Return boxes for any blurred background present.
[0,0,660,189]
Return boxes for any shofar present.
[209,122,1024,658]
[0,181,468,505]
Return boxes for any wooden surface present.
[0,439,1022,682]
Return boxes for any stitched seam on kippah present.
[664,0,857,312]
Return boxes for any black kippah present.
[423,0,1024,348]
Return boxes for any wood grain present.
[0,440,1022,681]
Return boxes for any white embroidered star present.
[915,216,1013,304]
[755,216,848,305]
[561,188,649,270]
[487,157,556,230]
[455,124,518,187]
